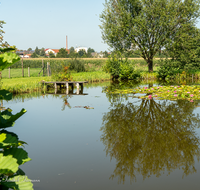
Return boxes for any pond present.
[3,81,200,190]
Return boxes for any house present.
[75,47,88,53]
[24,54,31,58]
[45,49,60,56]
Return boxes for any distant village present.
[16,36,110,58]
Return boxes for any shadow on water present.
[101,82,200,184]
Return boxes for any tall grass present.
[1,77,52,94]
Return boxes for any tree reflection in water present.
[101,97,200,184]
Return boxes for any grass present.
[71,71,111,82]
[0,77,51,94]
[1,68,43,78]
[0,71,111,93]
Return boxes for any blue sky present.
[0,0,109,52]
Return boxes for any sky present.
[0,0,109,52]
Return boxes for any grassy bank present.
[0,71,111,93]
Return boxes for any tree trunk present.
[147,59,153,72]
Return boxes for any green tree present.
[34,46,40,55]
[158,27,200,79]
[100,0,200,72]
[78,49,86,57]
[40,47,46,57]
[49,51,55,58]
[69,47,75,54]
[30,52,38,58]
[87,47,95,54]
[56,48,68,58]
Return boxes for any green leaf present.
[1,175,33,190]
[0,153,18,174]
[0,108,26,128]
[0,90,12,101]
[15,168,26,176]
[3,148,31,165]
[0,52,20,71]
[0,132,18,148]
[0,48,16,53]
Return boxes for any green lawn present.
[1,68,43,78]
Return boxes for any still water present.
[3,82,200,190]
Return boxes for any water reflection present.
[101,97,200,184]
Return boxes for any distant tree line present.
[29,46,111,58]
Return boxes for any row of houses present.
[18,47,89,58]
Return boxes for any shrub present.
[103,54,140,80]
[68,58,86,72]
[52,65,72,81]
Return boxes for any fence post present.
[42,59,44,76]
[47,62,50,76]
[22,58,24,77]
[28,67,30,77]
[9,67,11,78]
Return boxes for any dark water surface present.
[3,82,200,190]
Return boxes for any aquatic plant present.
[106,85,200,101]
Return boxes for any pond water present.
[3,81,200,190]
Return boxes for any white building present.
[75,47,88,53]
[45,49,59,56]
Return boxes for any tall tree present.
[34,46,40,55]
[100,0,200,72]
[78,49,86,57]
[40,48,46,57]
[56,48,68,58]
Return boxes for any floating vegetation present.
[106,85,200,101]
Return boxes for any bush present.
[158,58,200,79]
[52,65,72,81]
[68,58,86,72]
[103,54,140,80]
[157,59,181,79]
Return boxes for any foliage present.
[40,48,46,57]
[52,64,72,81]
[30,52,38,58]
[56,48,68,58]
[103,54,140,80]
[0,49,33,189]
[100,0,200,72]
[68,58,86,72]
[34,46,40,55]
[0,48,20,71]
[78,49,87,57]
[158,26,200,79]
[157,59,181,79]
[49,52,55,58]
[108,84,200,101]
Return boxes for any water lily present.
[152,88,154,90]
[187,92,190,93]
[174,91,177,93]
[174,94,177,97]
[148,95,152,99]
[144,87,147,89]
[190,94,194,97]
[190,100,194,102]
